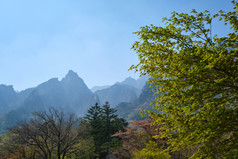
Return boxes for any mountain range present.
[0,70,151,133]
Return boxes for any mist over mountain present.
[91,76,148,93]
[0,85,18,114]
[0,70,149,133]
[115,82,160,120]
[120,76,148,91]
[17,88,35,104]
[0,70,100,133]
[0,85,36,115]
[94,83,138,107]
[17,70,100,116]
[93,76,149,107]
[91,85,111,93]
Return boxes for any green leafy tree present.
[130,1,238,158]
[0,132,37,159]
[65,120,97,159]
[132,141,171,159]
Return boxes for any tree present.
[85,102,127,158]
[63,120,97,159]
[85,102,103,156]
[112,119,171,159]
[10,108,81,159]
[0,132,36,159]
[132,141,171,159]
[130,1,238,158]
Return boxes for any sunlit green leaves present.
[131,1,238,158]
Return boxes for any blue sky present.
[0,0,233,91]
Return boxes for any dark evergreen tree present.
[85,102,127,158]
[85,102,103,156]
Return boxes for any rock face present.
[93,76,149,107]
[0,70,99,133]
[120,77,137,88]
[120,76,149,93]
[0,85,18,114]
[94,83,138,107]
[91,85,111,93]
[115,82,159,120]
[60,70,99,114]
[25,70,99,115]
[0,71,149,133]
[0,85,35,115]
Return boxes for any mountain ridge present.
[0,70,99,133]
[0,70,149,133]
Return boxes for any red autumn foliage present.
[112,119,165,158]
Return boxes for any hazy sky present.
[0,0,233,91]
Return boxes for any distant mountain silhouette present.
[0,70,99,133]
[0,85,18,114]
[60,70,100,114]
[94,83,138,107]
[91,85,111,92]
[92,76,148,107]
[0,71,149,133]
[120,77,137,87]
[0,85,35,115]
[17,88,35,104]
[91,76,148,94]
[115,82,160,120]
[120,76,148,90]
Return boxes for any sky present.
[0,0,233,91]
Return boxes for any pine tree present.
[85,102,127,158]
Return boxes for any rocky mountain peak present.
[121,77,137,87]
[61,70,85,85]
[0,84,16,93]
[61,70,91,95]
[64,70,79,80]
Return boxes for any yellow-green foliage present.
[130,1,238,158]
[132,140,171,159]
[64,138,96,159]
